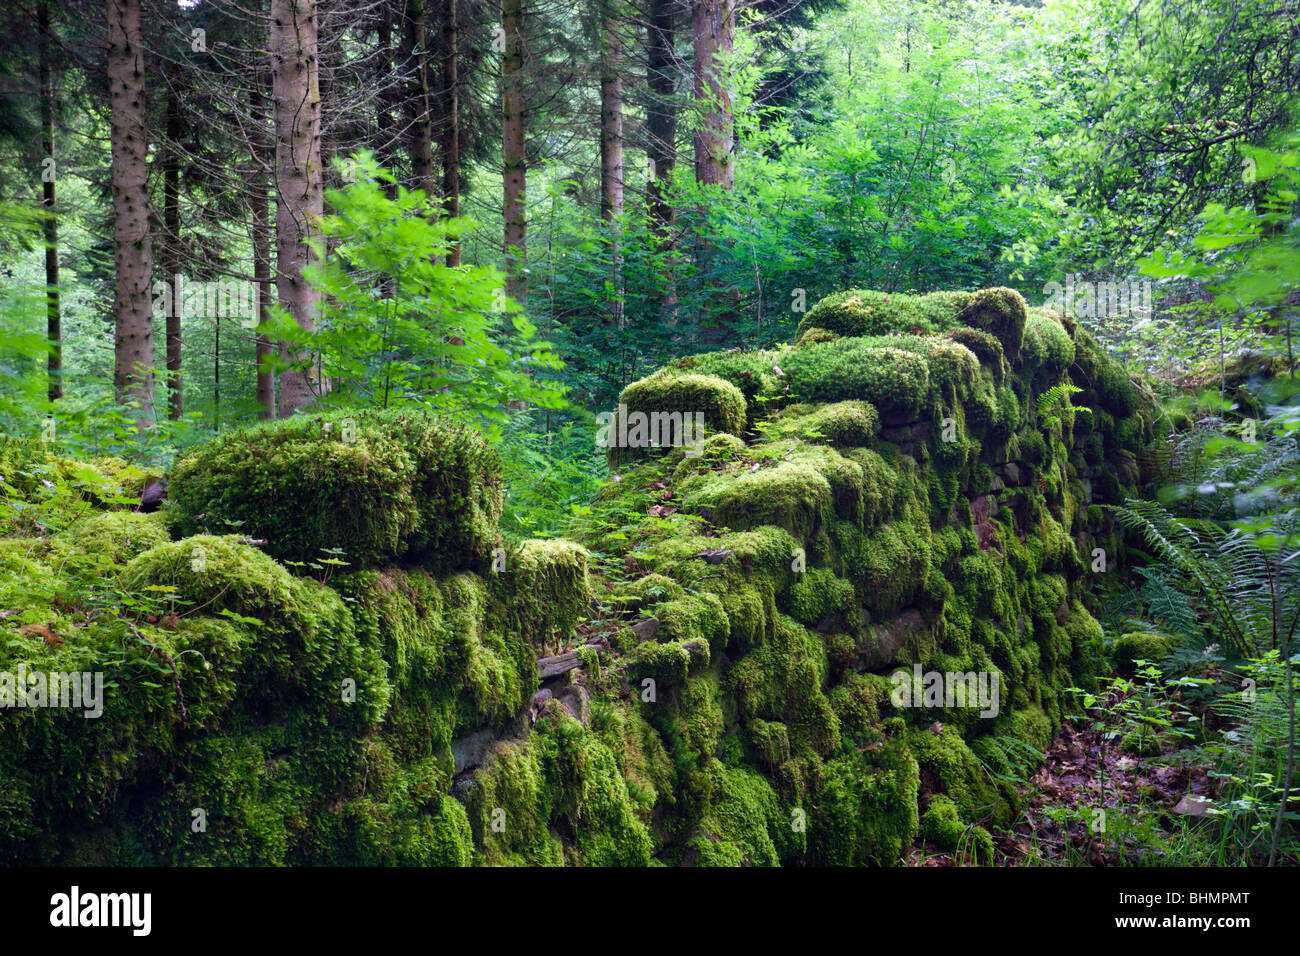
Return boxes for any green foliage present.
[1035,383,1087,432]
[263,153,567,433]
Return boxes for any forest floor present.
[906,671,1240,866]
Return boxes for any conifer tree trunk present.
[646,0,677,242]
[163,87,182,420]
[404,0,434,197]
[502,0,526,301]
[270,0,324,418]
[441,0,461,266]
[693,0,736,345]
[39,1,60,402]
[692,0,734,190]
[108,0,155,424]
[377,0,398,199]
[600,0,625,332]
[600,0,623,225]
[251,82,275,419]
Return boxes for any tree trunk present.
[646,0,677,242]
[107,0,154,425]
[251,82,275,420]
[376,0,398,198]
[404,0,434,197]
[599,0,623,224]
[213,308,221,430]
[163,87,182,420]
[38,1,60,402]
[501,0,526,302]
[692,0,735,346]
[692,0,733,190]
[441,0,461,266]
[270,0,325,418]
[600,0,625,332]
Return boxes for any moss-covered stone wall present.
[0,287,1152,866]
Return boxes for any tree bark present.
[692,0,733,190]
[441,0,461,266]
[163,86,182,420]
[251,81,275,420]
[600,0,625,331]
[404,0,434,197]
[646,0,677,242]
[270,0,325,418]
[108,0,155,425]
[38,1,60,402]
[692,0,736,345]
[376,0,398,198]
[599,0,623,225]
[501,0,526,301]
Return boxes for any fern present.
[1035,383,1088,431]
[1110,499,1272,659]
[1135,565,1202,642]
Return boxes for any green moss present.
[49,511,170,581]
[786,567,856,627]
[613,373,748,467]
[730,614,839,759]
[884,336,982,402]
[795,289,974,339]
[907,726,1009,827]
[807,735,919,865]
[667,350,779,417]
[359,409,504,569]
[946,327,1006,381]
[340,566,534,769]
[609,573,686,613]
[773,400,880,446]
[1021,311,1075,376]
[589,699,674,817]
[1015,429,1048,467]
[685,455,833,542]
[626,639,699,689]
[489,538,590,654]
[921,793,964,851]
[465,735,564,866]
[798,327,840,345]
[121,535,390,725]
[661,590,731,647]
[1073,328,1140,417]
[827,672,885,742]
[335,777,476,866]
[782,341,931,419]
[689,764,783,866]
[168,410,501,571]
[1113,632,1174,673]
[1000,704,1054,752]
[833,511,932,617]
[670,433,747,485]
[546,714,654,865]
[960,287,1027,357]
[0,438,147,509]
[1,276,1160,867]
